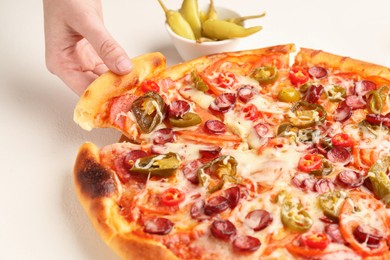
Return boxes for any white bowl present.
[165,6,242,61]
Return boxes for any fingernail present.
[116,57,133,73]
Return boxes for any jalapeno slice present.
[325,85,346,102]
[368,156,390,207]
[251,66,278,84]
[130,152,180,177]
[197,155,239,193]
[131,91,167,133]
[281,199,313,232]
[318,191,346,220]
[169,112,202,128]
[191,70,208,92]
[289,101,327,128]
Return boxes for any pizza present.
[73,44,390,259]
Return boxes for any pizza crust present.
[74,52,167,131]
[73,142,179,260]
[295,47,390,80]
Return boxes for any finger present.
[93,63,109,75]
[76,18,133,75]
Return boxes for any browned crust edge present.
[73,142,179,260]
[294,47,390,80]
[73,52,167,131]
[158,43,296,80]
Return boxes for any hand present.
[43,0,133,95]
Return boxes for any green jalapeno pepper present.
[289,101,327,128]
[157,0,196,40]
[197,155,239,193]
[325,85,346,102]
[179,0,202,39]
[169,112,202,127]
[224,12,266,26]
[368,156,390,207]
[202,19,262,41]
[366,86,390,114]
[277,123,298,137]
[191,70,209,92]
[131,91,167,133]
[130,152,181,177]
[280,197,313,232]
[250,66,278,85]
[318,191,346,220]
[297,128,320,143]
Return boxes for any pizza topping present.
[299,232,330,250]
[326,147,351,165]
[222,186,241,209]
[191,70,209,92]
[199,146,222,159]
[143,217,174,235]
[281,197,313,232]
[237,86,256,103]
[366,85,389,114]
[367,156,390,206]
[190,200,208,220]
[302,84,324,103]
[289,101,326,128]
[242,104,260,121]
[325,84,346,102]
[345,95,366,109]
[140,80,160,93]
[365,113,390,127]
[130,152,180,177]
[325,224,346,244]
[315,179,335,194]
[298,153,323,173]
[331,133,353,148]
[278,87,301,102]
[198,155,238,193]
[333,101,352,122]
[131,91,167,133]
[204,196,230,215]
[354,80,377,96]
[337,170,364,188]
[209,93,237,113]
[161,187,185,206]
[254,123,270,138]
[169,112,202,128]
[251,66,279,84]
[245,209,273,231]
[183,159,203,184]
[169,100,190,117]
[318,191,346,220]
[123,150,148,170]
[308,66,328,79]
[152,128,175,145]
[289,67,309,86]
[204,120,227,134]
[216,72,236,89]
[353,224,383,249]
[232,235,261,253]
[291,173,316,192]
[210,219,237,240]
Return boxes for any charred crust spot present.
[83,89,91,98]
[152,56,164,68]
[77,158,117,199]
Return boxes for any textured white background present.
[0,0,389,259]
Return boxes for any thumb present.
[80,21,133,75]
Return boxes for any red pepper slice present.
[298,153,323,173]
[299,232,330,250]
[242,104,260,121]
[161,188,185,206]
[217,72,236,89]
[141,80,160,93]
[289,67,309,86]
[331,133,353,148]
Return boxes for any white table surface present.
[1,0,389,259]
